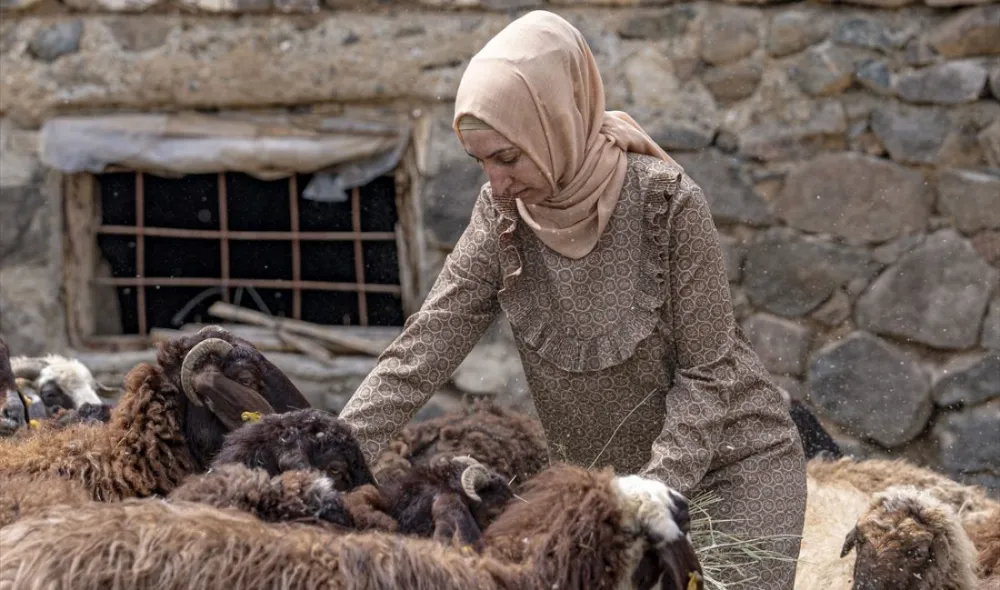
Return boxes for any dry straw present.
[687,490,800,590]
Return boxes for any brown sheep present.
[0,463,702,590]
[373,400,549,488]
[840,485,980,590]
[807,456,1000,524]
[0,327,311,526]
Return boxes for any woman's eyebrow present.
[466,147,517,159]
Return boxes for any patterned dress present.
[338,153,807,588]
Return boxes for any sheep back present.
[0,363,195,503]
[373,402,548,487]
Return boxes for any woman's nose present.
[486,169,513,196]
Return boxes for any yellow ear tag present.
[687,572,702,590]
[29,420,40,429]
[241,411,262,423]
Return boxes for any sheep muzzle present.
[1,388,28,434]
[187,366,276,432]
[656,537,704,590]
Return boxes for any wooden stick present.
[149,327,292,353]
[278,329,336,365]
[207,302,391,357]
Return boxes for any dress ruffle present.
[493,154,684,373]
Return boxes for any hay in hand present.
[688,491,800,590]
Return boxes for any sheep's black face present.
[39,381,76,415]
[217,346,266,395]
[212,409,376,492]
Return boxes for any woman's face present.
[459,129,551,206]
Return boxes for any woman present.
[338,10,806,587]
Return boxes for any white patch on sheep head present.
[613,475,687,543]
[36,357,105,408]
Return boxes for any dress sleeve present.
[637,174,747,495]
[336,191,503,464]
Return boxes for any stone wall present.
[1,0,998,492]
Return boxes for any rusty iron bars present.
[92,172,398,333]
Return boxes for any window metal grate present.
[91,171,403,336]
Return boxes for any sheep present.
[373,400,550,488]
[806,456,1000,524]
[210,407,376,492]
[0,326,311,526]
[840,485,981,590]
[0,463,704,590]
[376,454,515,550]
[10,353,118,414]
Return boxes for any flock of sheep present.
[0,327,997,590]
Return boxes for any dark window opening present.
[92,170,406,337]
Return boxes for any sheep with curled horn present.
[0,463,705,590]
[0,325,311,526]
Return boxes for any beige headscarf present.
[453,10,679,260]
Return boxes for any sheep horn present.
[195,325,233,339]
[460,464,491,503]
[94,382,119,397]
[9,357,50,382]
[180,338,233,406]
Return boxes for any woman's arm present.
[637,174,760,495]
[337,193,502,464]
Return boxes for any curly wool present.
[373,401,549,488]
[0,464,678,590]
[0,364,195,526]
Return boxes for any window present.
[63,168,420,351]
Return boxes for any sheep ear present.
[188,366,276,432]
[841,527,859,558]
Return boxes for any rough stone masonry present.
[1,0,998,494]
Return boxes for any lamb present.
[0,326,311,526]
[210,407,376,492]
[373,400,549,488]
[0,463,704,590]
[840,485,980,590]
